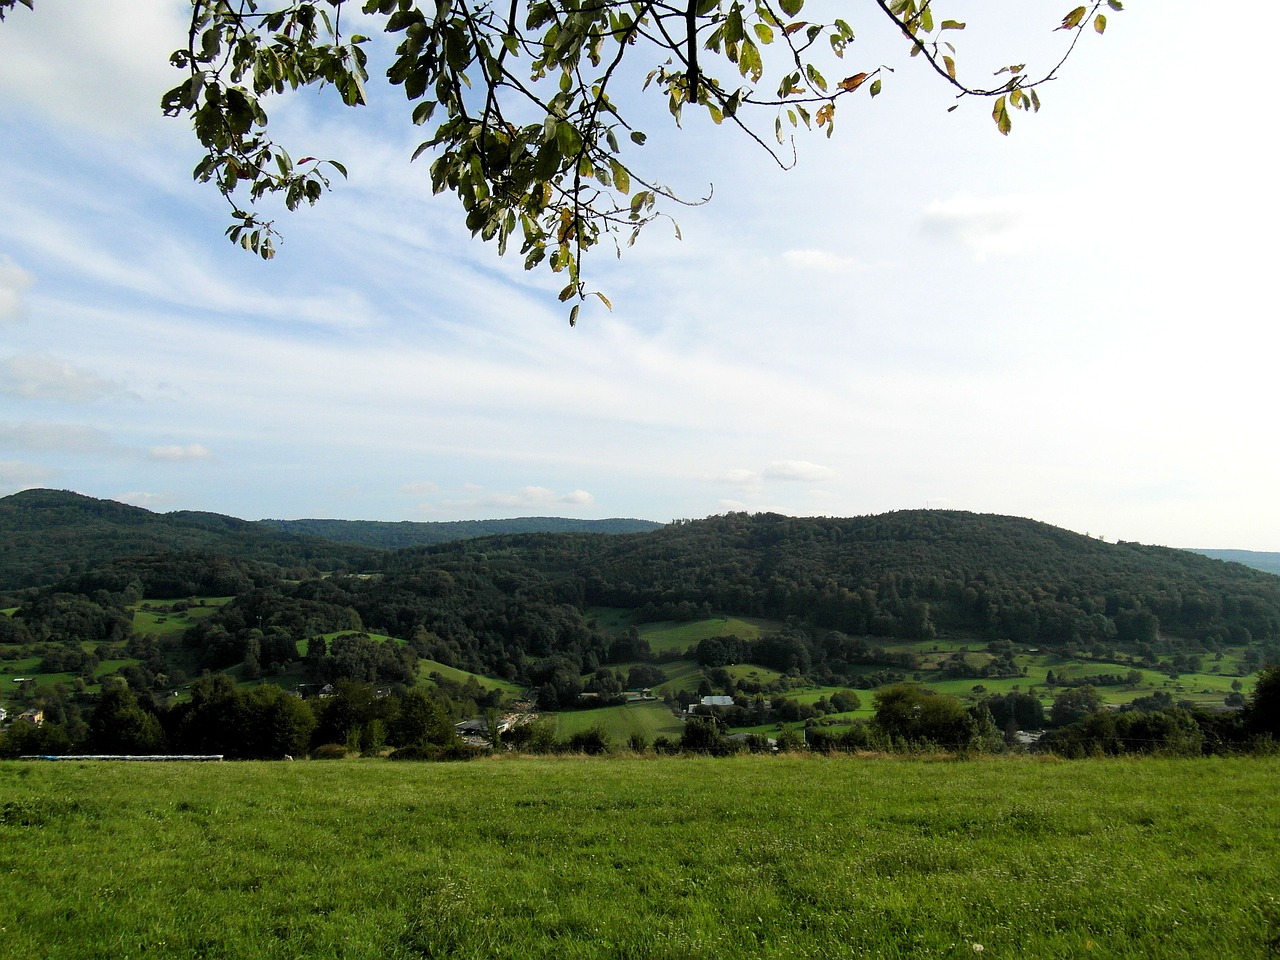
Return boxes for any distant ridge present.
[259,516,664,550]
[0,489,378,591]
[1188,549,1280,577]
[0,489,662,591]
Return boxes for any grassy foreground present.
[2,756,1278,959]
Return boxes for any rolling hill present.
[0,489,662,592]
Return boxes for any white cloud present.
[716,469,761,486]
[148,444,212,462]
[781,249,870,273]
[439,485,596,512]
[919,194,1062,259]
[762,460,837,482]
[0,353,125,402]
[0,255,35,322]
[0,460,57,488]
[0,0,189,139]
[116,491,171,510]
[0,421,113,453]
[400,481,441,496]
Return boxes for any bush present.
[563,728,610,755]
[311,743,350,760]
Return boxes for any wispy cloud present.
[434,485,596,512]
[400,481,441,497]
[0,421,114,453]
[0,0,188,138]
[148,444,212,462]
[116,491,172,510]
[0,353,126,402]
[781,249,870,273]
[919,194,1059,259]
[0,459,57,488]
[762,460,837,482]
[0,256,35,322]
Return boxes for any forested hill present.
[1190,549,1280,577]
[258,516,663,549]
[6,505,1280,691]
[374,511,1280,657]
[0,489,381,591]
[0,490,661,592]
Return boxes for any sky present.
[1,1,1277,550]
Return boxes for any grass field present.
[1,755,1277,959]
[639,616,782,654]
[553,701,684,742]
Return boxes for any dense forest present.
[0,489,660,591]
[260,516,663,549]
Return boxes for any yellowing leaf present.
[838,72,869,91]
[1057,6,1086,30]
[1093,13,1106,33]
[992,95,1011,135]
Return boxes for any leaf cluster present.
[144,0,1120,315]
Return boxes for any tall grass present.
[2,756,1278,958]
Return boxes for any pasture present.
[2,755,1277,959]
[552,700,684,742]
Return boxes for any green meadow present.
[553,701,684,742]
[2,755,1278,959]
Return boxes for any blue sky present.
[2,0,1278,549]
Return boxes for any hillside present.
[131,509,1272,687]
[0,489,380,592]
[1189,548,1280,576]
[258,516,663,549]
[0,490,661,592]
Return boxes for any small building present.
[17,708,44,727]
[685,695,734,716]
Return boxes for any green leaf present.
[940,20,965,30]
[610,159,631,194]
[870,77,882,97]
[753,22,774,44]
[556,121,581,156]
[630,131,647,145]
[725,5,745,44]
[1093,13,1106,33]
[779,0,803,18]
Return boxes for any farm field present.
[2,756,1278,959]
[553,700,684,742]
[638,616,780,654]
